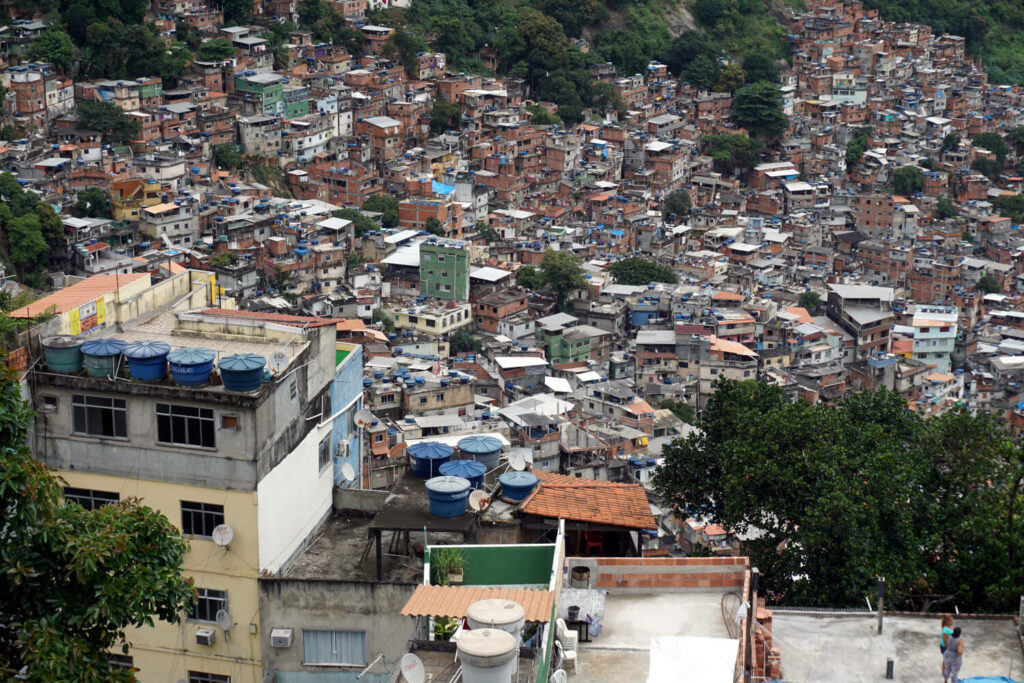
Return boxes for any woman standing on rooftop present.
[942,626,964,683]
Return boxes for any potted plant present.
[430,547,468,586]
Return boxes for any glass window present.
[318,436,331,472]
[188,672,229,683]
[181,501,224,537]
[64,487,119,511]
[189,588,228,623]
[303,630,366,665]
[157,404,215,448]
[72,395,127,438]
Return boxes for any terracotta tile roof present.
[712,290,744,301]
[9,273,148,318]
[197,308,342,328]
[401,585,555,622]
[784,306,814,324]
[519,471,656,530]
[625,398,655,415]
[84,241,109,253]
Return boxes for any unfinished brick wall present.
[566,556,749,593]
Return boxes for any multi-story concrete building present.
[419,238,470,302]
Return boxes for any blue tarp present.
[961,678,1022,683]
[432,180,455,195]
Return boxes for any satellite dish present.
[215,609,233,631]
[400,653,425,683]
[469,489,490,512]
[508,452,527,471]
[269,351,289,374]
[353,408,374,428]
[340,462,356,482]
[211,524,234,548]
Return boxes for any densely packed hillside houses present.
[2,0,1024,681]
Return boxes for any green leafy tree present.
[4,212,48,280]
[845,129,871,167]
[430,98,462,135]
[660,398,695,424]
[298,0,327,27]
[75,187,111,218]
[730,82,788,139]
[361,195,399,229]
[662,30,719,76]
[936,196,959,219]
[383,30,430,78]
[516,265,544,290]
[663,188,691,217]
[993,194,1024,223]
[526,104,562,125]
[694,0,727,26]
[798,290,823,316]
[474,221,496,241]
[372,307,395,333]
[714,63,746,93]
[76,100,141,146]
[537,0,606,37]
[214,143,242,170]
[941,133,961,152]
[449,328,482,354]
[972,132,1008,163]
[705,134,763,176]
[221,0,252,24]
[425,217,444,236]
[891,165,924,196]
[684,53,720,89]
[29,29,76,74]
[590,81,626,116]
[539,250,587,311]
[976,273,1002,294]
[972,157,1002,181]
[196,37,235,62]
[0,362,194,680]
[608,257,677,285]
[741,53,778,84]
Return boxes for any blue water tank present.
[457,435,503,470]
[408,441,454,478]
[425,476,471,517]
[168,347,215,386]
[498,471,539,502]
[123,341,171,381]
[81,338,126,378]
[439,460,487,489]
[219,353,266,392]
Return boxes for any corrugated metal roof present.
[401,585,555,622]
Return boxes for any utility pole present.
[746,567,759,683]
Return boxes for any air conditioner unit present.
[196,629,216,646]
[270,628,294,648]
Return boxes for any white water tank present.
[457,628,518,683]
[466,599,526,645]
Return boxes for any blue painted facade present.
[330,344,364,487]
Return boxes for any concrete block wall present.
[566,556,749,593]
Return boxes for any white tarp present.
[646,636,739,683]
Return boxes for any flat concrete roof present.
[772,613,1023,683]
[574,591,734,683]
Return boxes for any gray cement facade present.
[772,613,1024,682]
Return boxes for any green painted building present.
[419,237,470,302]
[282,85,310,119]
[234,72,284,115]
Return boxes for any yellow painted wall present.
[61,471,263,683]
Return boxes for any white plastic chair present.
[549,669,568,683]
[556,618,579,650]
[555,640,577,673]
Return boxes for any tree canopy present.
[705,134,763,176]
[76,100,141,146]
[0,361,194,680]
[538,250,588,310]
[798,290,823,316]
[213,143,242,170]
[655,379,1024,611]
[730,82,788,139]
[663,188,692,218]
[29,29,75,74]
[75,187,111,219]
[361,195,400,229]
[976,272,1002,294]
[449,328,482,354]
[429,98,462,135]
[196,37,235,62]
[891,165,924,196]
[608,257,677,286]
[972,132,1009,163]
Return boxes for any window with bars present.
[302,630,366,665]
[157,404,215,448]
[188,672,230,683]
[189,588,228,623]
[181,501,224,537]
[64,487,119,511]
[72,395,127,438]
[318,436,331,472]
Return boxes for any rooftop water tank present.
[466,599,526,645]
[408,441,454,478]
[123,341,171,382]
[168,347,215,386]
[425,476,471,517]
[498,471,539,502]
[41,335,84,373]
[81,338,126,378]
[457,435,503,470]
[219,353,266,392]
[457,629,518,683]
[439,459,487,489]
